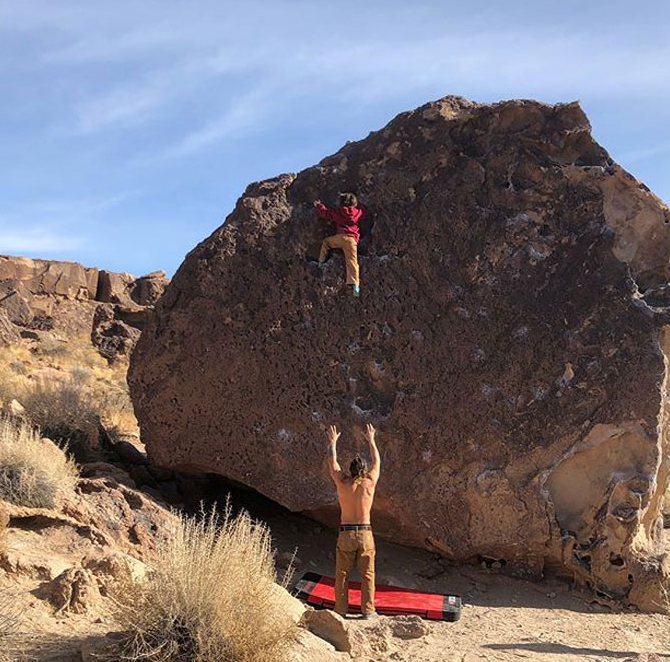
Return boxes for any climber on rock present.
[314,192,364,297]
[326,422,380,619]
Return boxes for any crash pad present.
[295,571,462,621]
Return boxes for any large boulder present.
[128,96,670,610]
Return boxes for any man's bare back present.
[327,423,380,524]
[335,475,377,524]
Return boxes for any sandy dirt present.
[3,482,670,662]
[260,496,670,662]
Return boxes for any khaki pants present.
[334,529,375,615]
[319,235,359,286]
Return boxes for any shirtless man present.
[327,422,381,618]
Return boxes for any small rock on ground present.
[302,609,352,653]
[388,614,430,639]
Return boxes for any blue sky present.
[1,0,669,276]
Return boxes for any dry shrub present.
[0,416,78,509]
[19,371,133,444]
[19,373,99,442]
[0,589,22,637]
[113,506,297,662]
[0,334,137,439]
[0,589,25,662]
[33,334,104,369]
[0,347,31,413]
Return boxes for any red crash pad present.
[295,572,462,621]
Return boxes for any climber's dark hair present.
[349,455,367,480]
[339,192,358,208]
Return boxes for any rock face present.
[0,255,168,360]
[91,304,142,362]
[0,309,19,346]
[129,96,670,610]
[0,460,174,624]
[0,256,98,300]
[97,269,168,307]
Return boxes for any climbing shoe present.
[352,284,360,298]
[361,612,379,620]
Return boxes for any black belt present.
[340,524,372,531]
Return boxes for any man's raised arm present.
[327,425,343,483]
[366,423,381,482]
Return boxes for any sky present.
[1,0,669,277]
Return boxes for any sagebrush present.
[19,372,133,444]
[113,505,297,662]
[0,335,137,440]
[0,416,78,508]
[0,590,22,662]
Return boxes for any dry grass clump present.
[19,373,101,443]
[0,590,21,662]
[33,333,105,369]
[113,506,297,662]
[19,370,134,444]
[0,589,23,637]
[0,588,37,662]
[0,334,137,440]
[0,417,78,509]
[0,346,31,413]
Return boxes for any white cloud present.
[154,31,670,158]
[1,194,130,218]
[75,77,174,133]
[4,1,670,160]
[0,229,85,253]
[162,84,272,158]
[0,194,129,255]
[9,0,668,152]
[42,25,187,64]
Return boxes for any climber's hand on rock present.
[366,423,376,442]
[313,199,322,207]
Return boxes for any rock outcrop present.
[0,256,168,361]
[0,461,174,624]
[129,96,670,610]
[0,308,19,346]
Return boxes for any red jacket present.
[315,202,364,242]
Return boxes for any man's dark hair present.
[349,455,368,480]
[339,192,358,208]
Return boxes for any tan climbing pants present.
[334,529,375,615]
[319,235,359,286]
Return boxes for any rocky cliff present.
[0,255,168,360]
[128,96,670,610]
